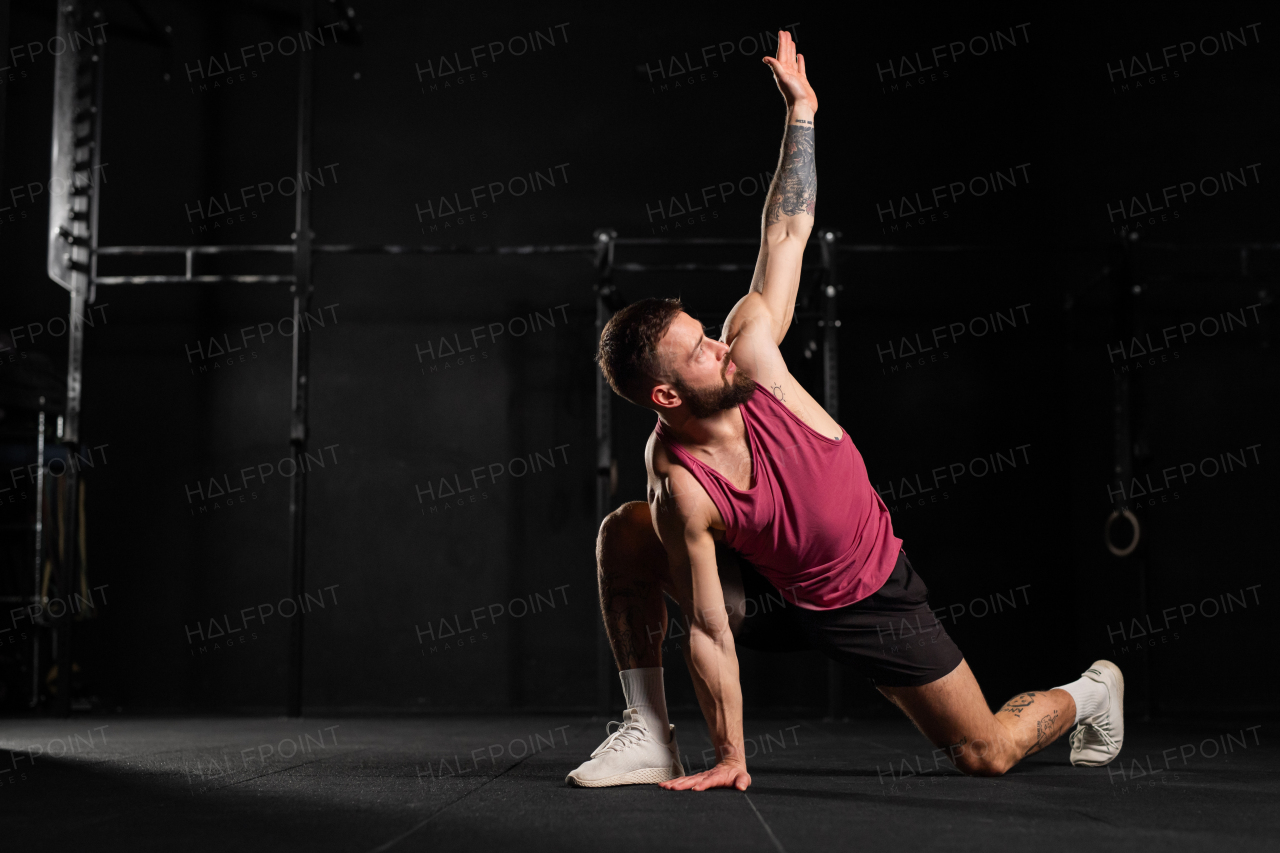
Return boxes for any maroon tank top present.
[653,387,901,610]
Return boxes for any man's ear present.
[651,383,681,410]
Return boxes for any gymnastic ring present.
[1104,509,1140,557]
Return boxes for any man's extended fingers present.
[798,54,806,78]
[660,769,716,791]
[662,763,756,791]
[661,773,700,790]
[777,30,795,68]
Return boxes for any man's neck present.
[657,405,743,450]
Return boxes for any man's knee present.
[597,501,651,548]
[597,501,664,568]
[949,738,1013,778]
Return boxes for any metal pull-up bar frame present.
[45,0,1276,719]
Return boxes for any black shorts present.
[727,547,965,688]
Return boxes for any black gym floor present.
[3,716,1276,851]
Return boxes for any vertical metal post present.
[286,0,315,718]
[87,8,104,306]
[818,232,840,420]
[55,440,78,716]
[32,409,46,707]
[818,231,841,719]
[593,229,616,713]
[52,4,105,716]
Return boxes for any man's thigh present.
[878,659,1008,755]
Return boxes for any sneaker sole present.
[1071,659,1125,767]
[565,766,681,788]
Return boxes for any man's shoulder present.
[646,430,692,486]
[645,431,714,527]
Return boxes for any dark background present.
[0,2,1275,717]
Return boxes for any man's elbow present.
[689,614,733,647]
[763,221,812,248]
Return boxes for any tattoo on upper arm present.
[770,383,786,402]
[765,123,816,225]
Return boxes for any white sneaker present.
[1068,660,1125,766]
[565,708,684,787]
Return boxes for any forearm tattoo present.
[765,123,816,225]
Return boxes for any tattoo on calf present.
[599,572,662,667]
[765,124,816,225]
[999,691,1042,718]
[1023,709,1062,757]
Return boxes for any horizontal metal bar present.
[614,237,761,246]
[90,239,1280,262]
[95,244,294,255]
[614,263,757,272]
[312,243,595,255]
[93,243,598,257]
[94,275,296,284]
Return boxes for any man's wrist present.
[787,101,816,122]
[713,742,748,766]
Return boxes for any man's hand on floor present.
[659,761,752,791]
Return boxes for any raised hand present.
[658,761,752,792]
[762,30,817,113]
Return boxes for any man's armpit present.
[723,292,777,346]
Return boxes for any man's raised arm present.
[737,30,818,346]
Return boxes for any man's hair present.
[595,297,686,408]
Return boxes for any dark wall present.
[0,2,1275,715]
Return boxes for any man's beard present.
[673,370,758,419]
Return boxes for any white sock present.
[1053,674,1110,724]
[619,667,671,741]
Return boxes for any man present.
[567,31,1122,791]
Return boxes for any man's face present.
[656,312,757,418]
